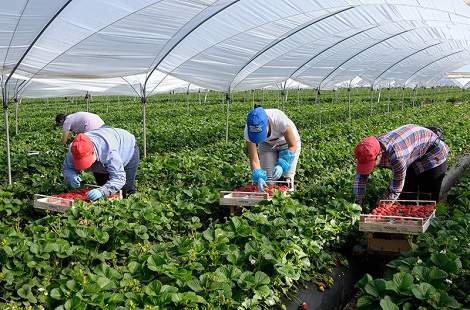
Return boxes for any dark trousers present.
[93,145,140,197]
[400,161,447,201]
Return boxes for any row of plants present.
[0,93,469,308]
[356,172,470,309]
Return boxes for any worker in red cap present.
[245,106,301,191]
[62,127,139,200]
[353,124,448,205]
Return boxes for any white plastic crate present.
[219,180,293,206]
[33,185,122,213]
[359,199,436,235]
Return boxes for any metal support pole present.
[387,86,391,113]
[252,89,255,108]
[2,86,12,185]
[225,92,231,142]
[85,92,90,112]
[198,89,201,105]
[369,87,374,116]
[348,86,352,121]
[297,86,300,104]
[315,87,321,126]
[262,88,265,105]
[14,98,19,135]
[401,87,405,110]
[376,88,382,107]
[412,87,417,107]
[141,96,147,158]
[186,83,191,114]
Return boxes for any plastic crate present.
[33,185,122,213]
[219,180,293,215]
[359,199,436,235]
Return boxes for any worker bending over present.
[63,127,139,200]
[55,112,105,144]
[353,124,448,205]
[245,107,301,191]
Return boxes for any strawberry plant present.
[0,91,469,308]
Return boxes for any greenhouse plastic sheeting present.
[2,0,470,97]
[8,72,205,98]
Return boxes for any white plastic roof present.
[2,0,470,98]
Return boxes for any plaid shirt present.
[353,124,448,204]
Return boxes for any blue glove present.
[257,178,267,192]
[87,189,103,201]
[252,168,267,192]
[277,149,296,173]
[272,165,283,180]
[69,175,81,189]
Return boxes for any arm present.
[246,140,261,171]
[99,151,126,196]
[60,131,71,144]
[384,159,407,201]
[352,174,369,205]
[63,152,78,185]
[283,126,298,153]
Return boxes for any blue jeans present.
[93,144,140,197]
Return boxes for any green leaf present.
[428,266,448,280]
[93,229,109,244]
[146,255,165,272]
[386,272,413,294]
[253,271,270,287]
[50,288,63,300]
[436,292,461,309]
[186,279,203,292]
[356,274,374,289]
[364,279,386,298]
[356,295,374,309]
[144,280,162,296]
[411,282,436,300]
[430,253,462,273]
[379,296,399,310]
[17,284,37,303]
[96,276,114,290]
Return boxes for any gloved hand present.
[87,189,103,201]
[257,178,267,192]
[276,149,296,173]
[69,175,81,189]
[252,168,267,192]
[272,165,283,180]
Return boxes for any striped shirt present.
[353,124,448,204]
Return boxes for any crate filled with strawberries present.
[359,199,436,234]
[219,181,292,207]
[33,185,122,213]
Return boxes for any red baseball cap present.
[71,133,95,170]
[354,136,381,175]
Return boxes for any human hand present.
[87,189,103,201]
[272,165,283,180]
[257,178,267,192]
[277,149,296,172]
[69,175,81,189]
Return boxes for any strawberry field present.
[0,88,469,309]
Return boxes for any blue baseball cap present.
[246,107,268,143]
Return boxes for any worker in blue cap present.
[245,106,301,191]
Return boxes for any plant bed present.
[281,254,366,310]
